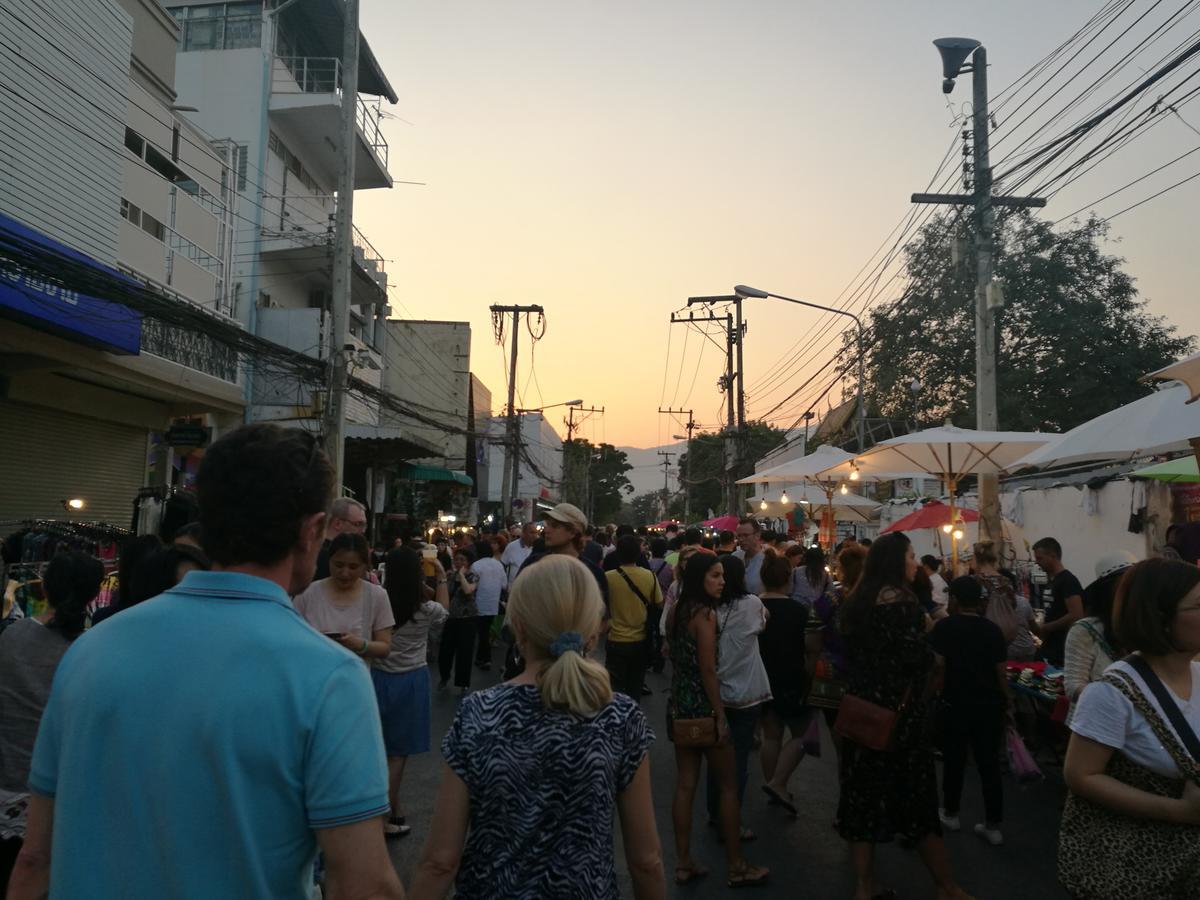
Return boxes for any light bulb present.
[780,490,789,504]
[839,483,848,495]
[66,498,85,510]
[850,469,860,481]
[953,529,964,541]
[760,498,768,510]
[942,523,953,534]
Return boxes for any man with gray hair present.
[313,497,368,580]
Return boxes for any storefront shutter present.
[0,400,146,527]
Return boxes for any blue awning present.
[0,212,142,354]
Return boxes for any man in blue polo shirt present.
[10,425,403,899]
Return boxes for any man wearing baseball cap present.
[515,503,609,604]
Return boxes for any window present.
[120,198,139,223]
[268,130,282,158]
[177,2,262,52]
[141,212,166,242]
[233,143,248,191]
[124,128,145,157]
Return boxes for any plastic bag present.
[1006,726,1043,785]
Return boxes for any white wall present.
[0,0,130,263]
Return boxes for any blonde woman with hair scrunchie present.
[410,555,666,900]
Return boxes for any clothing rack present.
[0,518,131,539]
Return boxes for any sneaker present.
[938,809,961,831]
[973,823,1003,845]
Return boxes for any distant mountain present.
[617,442,688,498]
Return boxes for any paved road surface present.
[385,645,1071,900]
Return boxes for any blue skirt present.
[371,666,432,757]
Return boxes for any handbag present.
[1057,664,1200,898]
[833,686,911,752]
[1005,727,1043,785]
[671,715,719,748]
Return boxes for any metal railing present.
[273,56,389,171]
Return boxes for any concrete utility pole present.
[914,39,1045,544]
[659,407,695,523]
[565,404,603,509]
[491,304,544,523]
[672,301,741,516]
[321,0,360,491]
[657,451,675,518]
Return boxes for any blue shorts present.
[371,666,432,757]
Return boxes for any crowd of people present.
[0,423,1197,899]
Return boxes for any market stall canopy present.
[880,500,979,534]
[700,514,741,531]
[396,463,473,487]
[649,519,681,530]
[1144,351,1200,403]
[829,425,1057,482]
[749,484,879,522]
[736,445,854,485]
[1014,382,1198,470]
[1131,455,1200,483]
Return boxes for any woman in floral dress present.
[666,553,767,889]
[837,532,973,900]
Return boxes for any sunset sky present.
[355,1,1199,449]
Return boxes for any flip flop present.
[727,864,769,888]
[674,863,710,885]
[761,784,798,816]
[383,822,411,838]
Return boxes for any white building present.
[162,0,397,429]
[486,412,564,523]
[0,0,245,523]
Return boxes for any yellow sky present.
[355,1,1199,448]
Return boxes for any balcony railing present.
[273,56,388,169]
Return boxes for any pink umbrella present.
[880,500,979,535]
[701,514,741,531]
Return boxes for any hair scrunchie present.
[549,631,583,659]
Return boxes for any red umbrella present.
[649,519,680,530]
[880,500,978,535]
[701,514,741,531]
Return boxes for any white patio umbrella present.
[821,424,1057,573]
[739,445,874,549]
[1144,351,1200,403]
[748,484,880,522]
[1014,382,1200,469]
[736,445,854,485]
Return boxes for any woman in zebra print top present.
[409,554,665,899]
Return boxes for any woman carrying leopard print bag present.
[1058,559,1200,899]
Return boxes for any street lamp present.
[734,284,866,451]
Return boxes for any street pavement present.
[386,644,1071,899]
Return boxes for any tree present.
[856,211,1194,433]
[627,492,662,527]
[561,439,633,525]
[677,422,787,521]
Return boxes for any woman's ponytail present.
[506,555,612,716]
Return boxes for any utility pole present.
[657,451,675,519]
[491,304,544,524]
[565,404,604,510]
[321,0,360,491]
[914,39,1045,544]
[659,407,695,523]
[679,295,744,516]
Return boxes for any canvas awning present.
[396,463,472,487]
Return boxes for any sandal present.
[761,784,798,816]
[674,862,710,885]
[727,863,769,888]
[383,822,411,838]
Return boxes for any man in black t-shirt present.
[1032,536,1084,666]
[931,576,1010,842]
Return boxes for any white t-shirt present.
[470,557,507,616]
[714,593,772,708]
[292,579,395,642]
[1070,658,1200,779]
[929,572,949,612]
[500,541,533,588]
[375,601,448,674]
